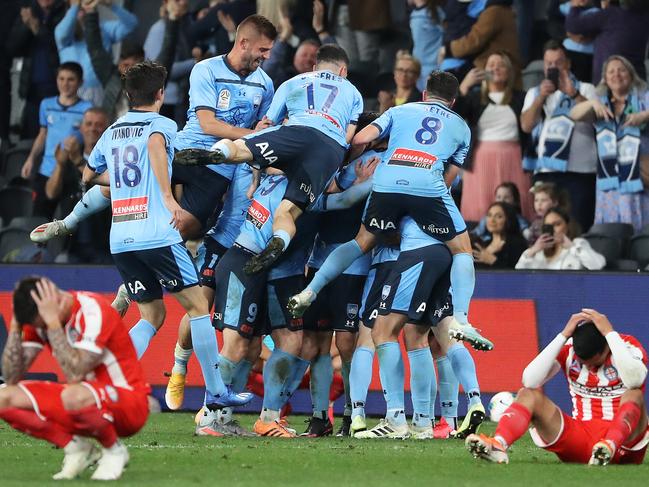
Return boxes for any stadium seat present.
[587,223,635,255]
[581,234,623,268]
[0,186,33,224]
[1,144,31,181]
[629,234,649,268]
[0,227,31,261]
[8,216,48,231]
[522,60,544,92]
[609,259,639,272]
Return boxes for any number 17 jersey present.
[371,101,470,198]
[87,110,182,254]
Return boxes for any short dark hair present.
[356,111,380,133]
[572,321,608,360]
[122,61,167,108]
[316,44,350,67]
[120,43,145,61]
[237,14,278,41]
[58,62,83,81]
[426,70,459,102]
[543,39,567,56]
[13,276,41,325]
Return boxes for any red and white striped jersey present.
[556,334,647,421]
[22,291,149,393]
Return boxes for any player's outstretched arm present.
[196,110,255,140]
[149,133,185,229]
[1,315,41,385]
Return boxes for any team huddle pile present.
[1,13,648,482]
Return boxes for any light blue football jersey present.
[265,70,363,147]
[206,164,253,248]
[38,96,92,177]
[400,216,443,252]
[87,110,181,254]
[371,102,470,197]
[175,56,274,179]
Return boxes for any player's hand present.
[539,79,556,99]
[580,308,614,336]
[591,98,614,121]
[255,116,273,131]
[354,156,380,185]
[165,196,185,230]
[30,279,64,329]
[561,312,585,338]
[21,158,34,179]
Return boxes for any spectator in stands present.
[521,40,597,234]
[516,206,606,270]
[565,0,649,83]
[570,55,649,231]
[472,182,530,239]
[6,0,67,139]
[443,0,522,88]
[556,0,595,83]
[377,51,422,113]
[439,0,484,80]
[409,0,444,91]
[21,62,92,219]
[189,0,256,56]
[0,2,21,143]
[455,51,532,223]
[525,181,564,245]
[55,0,137,106]
[145,0,194,124]
[472,202,528,269]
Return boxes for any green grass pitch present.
[1,413,647,486]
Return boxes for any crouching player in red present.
[0,277,150,480]
[467,308,648,466]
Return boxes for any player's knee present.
[61,385,94,411]
[335,334,355,360]
[447,232,472,255]
[516,387,543,407]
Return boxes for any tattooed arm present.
[1,318,41,385]
[46,328,103,383]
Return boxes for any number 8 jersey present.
[371,101,471,198]
[87,110,182,254]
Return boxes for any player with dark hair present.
[467,309,648,466]
[174,43,364,274]
[82,61,251,419]
[0,277,148,480]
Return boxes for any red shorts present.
[18,380,149,438]
[530,411,649,464]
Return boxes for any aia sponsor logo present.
[246,200,270,229]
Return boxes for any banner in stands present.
[1,266,648,415]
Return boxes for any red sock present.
[246,371,265,397]
[329,373,345,402]
[68,406,117,448]
[0,408,72,448]
[494,403,532,448]
[605,402,642,448]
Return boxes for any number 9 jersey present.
[87,111,182,254]
[371,101,471,198]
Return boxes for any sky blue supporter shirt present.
[206,164,253,248]
[38,96,92,177]
[371,101,470,197]
[87,110,181,254]
[175,55,274,179]
[265,70,363,147]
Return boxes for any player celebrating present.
[82,61,250,413]
[174,43,363,273]
[467,309,648,465]
[0,277,148,480]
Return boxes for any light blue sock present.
[447,343,481,406]
[308,240,364,295]
[407,348,434,428]
[282,355,310,405]
[451,253,475,324]
[63,185,110,230]
[128,319,156,359]
[219,356,237,386]
[376,342,406,426]
[263,349,305,410]
[273,229,291,251]
[213,139,231,158]
[430,369,437,419]
[436,356,459,427]
[350,346,374,419]
[310,354,333,418]
[190,314,226,396]
[341,359,352,416]
[232,359,253,393]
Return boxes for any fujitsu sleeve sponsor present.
[112,196,149,223]
[387,148,438,169]
[246,200,270,229]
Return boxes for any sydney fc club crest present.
[381,285,391,301]
[346,304,358,319]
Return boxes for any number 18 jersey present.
[371,102,470,198]
[87,110,182,254]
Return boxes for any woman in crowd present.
[515,207,605,270]
[378,51,422,113]
[570,54,649,231]
[472,202,528,269]
[472,182,529,239]
[456,51,532,223]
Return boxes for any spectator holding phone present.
[521,40,598,234]
[472,202,528,269]
[515,207,605,270]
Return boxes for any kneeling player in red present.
[0,277,151,480]
[467,309,648,465]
